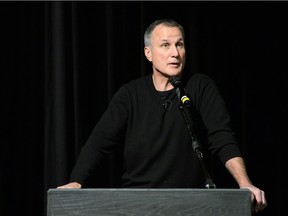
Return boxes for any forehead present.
[151,24,184,42]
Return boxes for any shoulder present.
[188,73,214,83]
[125,74,150,87]
[113,74,151,98]
[119,74,151,91]
[185,73,217,90]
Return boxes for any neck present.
[152,74,174,91]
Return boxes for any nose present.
[170,45,180,57]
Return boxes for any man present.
[58,19,267,213]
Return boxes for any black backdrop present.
[1,1,287,216]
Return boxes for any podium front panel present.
[47,188,251,216]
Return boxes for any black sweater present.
[70,73,241,188]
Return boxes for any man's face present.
[145,24,186,78]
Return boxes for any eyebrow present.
[160,38,184,43]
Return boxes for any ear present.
[144,46,152,62]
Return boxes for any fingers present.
[56,182,82,189]
[254,190,267,213]
[243,186,267,213]
[57,185,74,189]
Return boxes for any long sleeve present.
[69,85,129,185]
[186,73,242,164]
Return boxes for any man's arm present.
[225,156,267,213]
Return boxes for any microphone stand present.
[179,102,216,189]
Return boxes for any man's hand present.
[241,184,267,213]
[57,182,82,189]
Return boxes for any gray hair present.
[144,19,185,47]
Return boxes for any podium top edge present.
[47,188,250,193]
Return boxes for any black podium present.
[47,188,251,216]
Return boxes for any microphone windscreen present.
[169,76,181,87]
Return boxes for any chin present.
[156,70,182,78]
[169,71,182,77]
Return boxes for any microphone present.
[169,76,191,107]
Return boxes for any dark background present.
[1,1,287,216]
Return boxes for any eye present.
[177,42,184,48]
[161,43,170,48]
